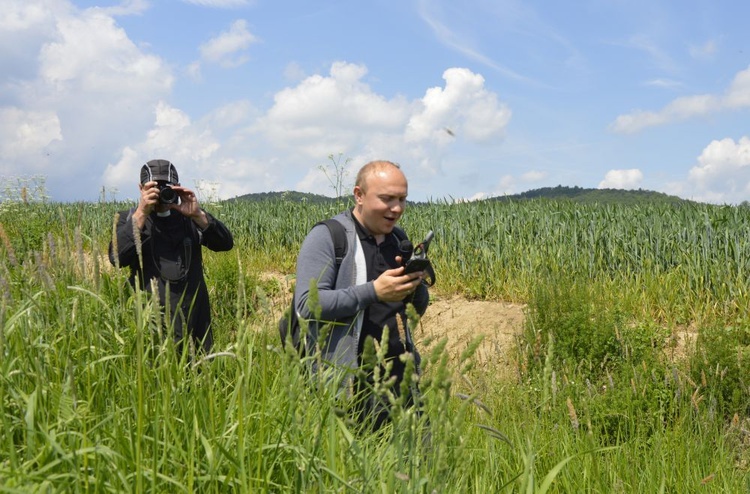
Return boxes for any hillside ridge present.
[230,185,692,205]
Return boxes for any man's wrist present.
[192,210,210,230]
[132,208,147,230]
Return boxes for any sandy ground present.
[415,293,526,379]
[266,268,527,378]
[265,268,695,375]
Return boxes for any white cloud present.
[182,0,252,7]
[689,39,718,60]
[473,174,515,200]
[1,2,55,31]
[186,61,202,81]
[684,136,750,203]
[611,65,750,133]
[417,2,537,85]
[104,102,221,192]
[283,61,306,82]
[98,60,514,200]
[1,2,58,89]
[0,108,61,172]
[261,62,409,159]
[406,68,511,144]
[497,174,515,191]
[102,96,274,200]
[521,170,546,182]
[465,192,487,202]
[599,169,643,189]
[100,61,509,199]
[626,33,678,72]
[644,78,683,89]
[471,170,547,201]
[416,0,581,88]
[257,63,512,196]
[0,1,172,196]
[725,67,750,107]
[199,19,257,68]
[40,11,170,93]
[97,0,150,16]
[1,1,513,202]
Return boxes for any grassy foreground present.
[0,198,749,492]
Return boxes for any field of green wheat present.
[1,196,750,492]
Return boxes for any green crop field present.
[1,195,750,492]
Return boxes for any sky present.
[2,0,749,204]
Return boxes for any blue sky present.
[2,0,749,203]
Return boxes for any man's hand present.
[170,185,209,229]
[132,181,160,230]
[373,266,424,302]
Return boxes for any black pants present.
[164,288,213,356]
[353,356,417,431]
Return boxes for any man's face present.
[353,166,408,238]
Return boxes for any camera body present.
[400,230,435,286]
[403,257,431,275]
[157,183,179,205]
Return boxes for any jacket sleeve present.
[198,211,234,252]
[294,224,377,321]
[108,209,152,268]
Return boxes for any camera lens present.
[159,185,178,204]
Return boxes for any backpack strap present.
[318,219,408,265]
[391,225,407,244]
[279,218,348,354]
[316,218,348,268]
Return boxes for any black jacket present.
[109,208,233,351]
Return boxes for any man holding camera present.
[292,160,430,429]
[109,159,233,355]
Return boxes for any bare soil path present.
[416,294,526,379]
[267,272,527,374]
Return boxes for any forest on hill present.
[231,185,693,206]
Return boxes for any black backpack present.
[278,218,408,354]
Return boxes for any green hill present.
[488,185,691,205]
[231,186,693,206]
[229,190,343,204]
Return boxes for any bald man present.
[293,160,430,430]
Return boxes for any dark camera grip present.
[403,257,431,274]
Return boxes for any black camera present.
[157,183,179,205]
[399,230,435,286]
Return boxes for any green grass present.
[0,198,749,492]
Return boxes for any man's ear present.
[353,185,364,204]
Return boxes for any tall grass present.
[1,198,749,491]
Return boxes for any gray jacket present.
[294,210,429,371]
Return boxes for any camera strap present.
[150,214,193,284]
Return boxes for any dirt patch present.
[264,272,527,376]
[261,272,696,376]
[665,324,698,363]
[416,294,526,379]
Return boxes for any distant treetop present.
[228,190,345,204]
[488,185,691,205]
[229,186,694,206]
